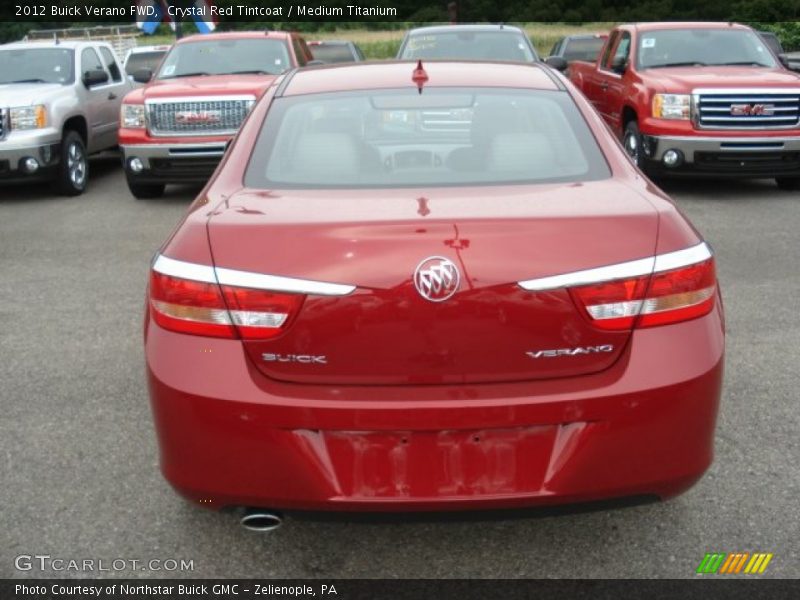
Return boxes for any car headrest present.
[486,133,556,174]
[292,133,361,183]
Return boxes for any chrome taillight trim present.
[518,242,713,292]
[152,254,356,296]
[653,242,713,273]
[214,267,355,296]
[153,254,217,284]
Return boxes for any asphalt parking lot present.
[1,158,798,579]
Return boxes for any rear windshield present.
[0,48,74,84]
[157,39,291,78]
[562,37,606,62]
[399,31,537,62]
[310,44,357,63]
[244,88,610,189]
[637,29,777,69]
[125,51,168,76]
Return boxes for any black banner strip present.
[3,579,800,600]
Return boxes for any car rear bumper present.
[145,302,724,513]
[121,142,227,184]
[643,134,800,177]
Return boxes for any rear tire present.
[126,176,165,199]
[53,131,88,196]
[776,178,800,191]
[622,121,646,171]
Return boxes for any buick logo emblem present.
[413,256,460,302]
[730,103,774,116]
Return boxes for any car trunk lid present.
[206,181,659,385]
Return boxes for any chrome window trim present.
[518,242,712,291]
[153,254,356,296]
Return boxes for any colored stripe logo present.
[697,552,773,574]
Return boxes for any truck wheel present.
[622,121,645,169]
[776,178,800,191]
[54,131,88,196]
[126,177,165,199]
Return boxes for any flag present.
[192,0,218,34]
[136,1,175,35]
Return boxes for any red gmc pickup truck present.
[119,31,312,198]
[568,22,800,190]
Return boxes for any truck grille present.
[695,89,800,130]
[146,96,255,137]
[0,108,6,140]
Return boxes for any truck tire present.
[53,131,88,196]
[622,121,645,170]
[776,178,800,191]
[126,176,165,199]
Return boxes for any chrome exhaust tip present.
[240,509,283,532]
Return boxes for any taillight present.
[150,271,235,338]
[220,285,304,340]
[149,270,304,340]
[570,257,716,330]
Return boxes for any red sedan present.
[145,61,724,531]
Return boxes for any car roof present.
[128,45,171,53]
[282,61,559,96]
[631,21,751,33]
[309,40,353,46]
[175,30,292,44]
[1,40,106,50]
[406,24,526,35]
[563,33,608,40]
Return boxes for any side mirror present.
[545,56,568,72]
[778,53,791,68]
[132,68,153,84]
[82,69,109,87]
[610,56,628,74]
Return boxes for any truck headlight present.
[122,104,146,129]
[652,94,691,120]
[9,105,47,130]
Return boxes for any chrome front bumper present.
[646,135,800,163]
[121,142,228,168]
[0,134,61,179]
[121,142,228,184]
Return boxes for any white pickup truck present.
[0,40,132,195]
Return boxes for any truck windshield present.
[562,37,606,62]
[0,48,74,84]
[638,29,777,69]
[125,51,168,76]
[244,88,610,189]
[399,31,537,63]
[310,43,357,63]
[157,39,290,79]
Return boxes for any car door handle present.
[108,92,117,100]
[600,81,609,91]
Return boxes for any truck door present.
[581,31,619,118]
[601,31,632,135]
[79,47,115,152]
[96,46,130,147]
